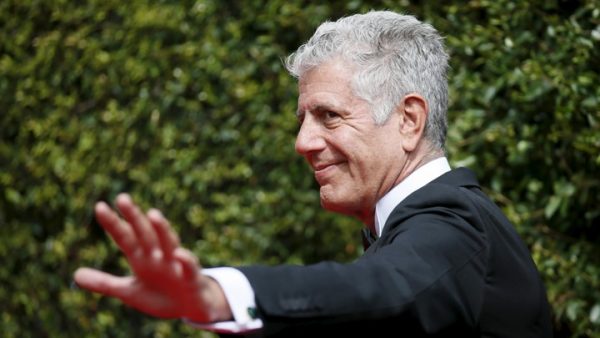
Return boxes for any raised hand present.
[74,193,231,323]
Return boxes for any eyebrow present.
[295,104,336,117]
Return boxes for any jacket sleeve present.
[237,186,489,336]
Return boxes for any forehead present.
[297,60,358,114]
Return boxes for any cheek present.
[329,127,383,175]
[352,145,395,188]
[348,145,380,175]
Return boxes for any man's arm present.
[73,193,232,323]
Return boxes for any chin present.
[320,194,356,216]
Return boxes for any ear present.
[398,93,428,152]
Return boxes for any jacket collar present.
[379,167,481,238]
[374,157,451,236]
[430,166,480,189]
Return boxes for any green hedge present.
[1,1,598,337]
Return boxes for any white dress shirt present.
[188,157,451,333]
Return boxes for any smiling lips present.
[313,162,342,184]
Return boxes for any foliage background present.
[1,0,598,337]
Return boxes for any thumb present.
[74,267,134,300]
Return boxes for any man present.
[74,10,553,337]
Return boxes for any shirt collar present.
[374,157,451,236]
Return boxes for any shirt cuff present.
[184,267,263,333]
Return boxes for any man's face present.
[295,60,407,222]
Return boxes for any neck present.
[359,144,445,229]
[392,145,444,194]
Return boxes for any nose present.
[295,115,326,157]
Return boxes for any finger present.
[74,267,135,300]
[116,193,158,254]
[173,247,200,280]
[95,201,138,257]
[147,208,180,260]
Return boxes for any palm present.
[74,194,215,322]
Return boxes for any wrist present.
[184,275,233,323]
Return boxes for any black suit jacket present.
[236,168,553,337]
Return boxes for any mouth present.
[312,162,341,183]
[314,163,332,171]
[313,160,341,171]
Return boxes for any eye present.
[324,110,340,120]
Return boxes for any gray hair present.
[285,10,449,150]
